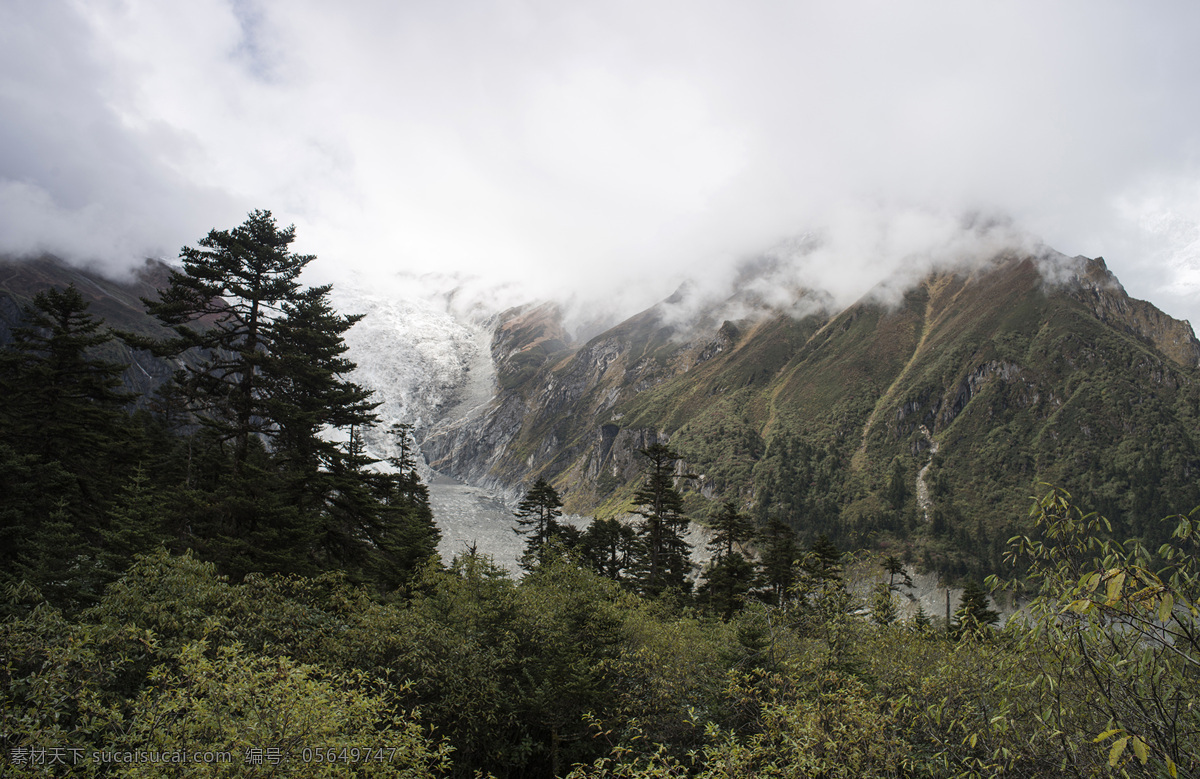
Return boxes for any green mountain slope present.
[425,253,1200,576]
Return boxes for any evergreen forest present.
[1,212,1197,777]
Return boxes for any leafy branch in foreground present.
[991,486,1200,778]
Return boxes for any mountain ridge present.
[4,247,1199,577]
[0,254,185,403]
[423,250,1200,575]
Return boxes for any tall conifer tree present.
[0,285,139,605]
[758,514,798,604]
[139,210,312,470]
[1,285,134,469]
[137,210,401,582]
[514,479,566,571]
[579,517,639,584]
[370,423,440,588]
[700,500,756,619]
[631,443,694,596]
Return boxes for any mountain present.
[6,248,1199,578]
[0,255,497,470]
[0,254,183,403]
[423,251,1200,577]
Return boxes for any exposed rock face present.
[422,299,683,503]
[421,251,1200,572]
[1064,256,1200,368]
[915,425,939,522]
[940,359,1024,427]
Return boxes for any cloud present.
[4,0,1200,325]
[653,204,1042,338]
[0,0,242,268]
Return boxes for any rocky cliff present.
[1062,255,1200,367]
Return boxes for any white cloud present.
[3,0,1200,325]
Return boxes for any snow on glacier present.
[329,275,532,570]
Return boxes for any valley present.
[3,239,1198,778]
[5,246,1198,580]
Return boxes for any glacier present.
[329,274,532,571]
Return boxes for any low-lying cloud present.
[654,205,1045,336]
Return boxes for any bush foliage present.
[3,486,1197,777]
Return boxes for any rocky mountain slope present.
[423,251,1200,576]
[6,248,1199,578]
[0,254,183,403]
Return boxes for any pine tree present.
[0,285,135,471]
[262,282,392,579]
[387,422,419,474]
[136,210,394,581]
[629,444,694,596]
[514,479,566,571]
[952,579,1000,638]
[0,445,76,602]
[138,210,314,471]
[758,514,798,604]
[883,554,914,591]
[369,423,440,588]
[579,518,639,584]
[700,500,756,619]
[912,603,933,633]
[0,286,141,604]
[707,500,754,560]
[871,554,914,626]
[804,534,843,584]
[264,284,379,477]
[14,501,105,611]
[99,465,169,579]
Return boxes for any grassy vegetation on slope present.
[479,255,1200,578]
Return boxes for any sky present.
[3,0,1200,326]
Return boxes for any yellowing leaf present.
[1106,572,1127,604]
[1108,736,1128,767]
[1158,593,1175,623]
[1130,736,1148,764]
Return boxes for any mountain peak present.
[1058,255,1200,368]
[423,247,1200,575]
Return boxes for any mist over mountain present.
[4,231,1199,579]
[7,3,1200,333]
[9,5,1200,769]
[416,246,1200,577]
